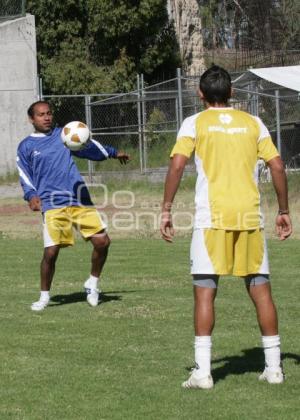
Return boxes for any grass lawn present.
[0,237,299,420]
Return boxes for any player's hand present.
[29,196,41,212]
[116,152,130,165]
[160,212,174,242]
[275,214,292,240]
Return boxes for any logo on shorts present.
[33,150,41,157]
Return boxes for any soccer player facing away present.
[17,101,129,311]
[161,66,292,389]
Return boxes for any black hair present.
[27,101,51,118]
[199,65,232,105]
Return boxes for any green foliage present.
[43,42,118,94]
[26,0,181,94]
[27,0,87,58]
[87,0,180,74]
[110,49,136,93]
[146,107,168,143]
[0,0,25,16]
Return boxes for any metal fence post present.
[141,74,147,172]
[85,95,94,183]
[38,76,43,100]
[256,86,260,118]
[137,74,143,173]
[275,90,282,157]
[175,98,179,132]
[22,0,26,15]
[177,68,183,125]
[249,81,258,116]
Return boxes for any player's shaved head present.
[27,101,51,118]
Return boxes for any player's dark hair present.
[199,65,232,105]
[27,101,51,118]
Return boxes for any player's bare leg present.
[245,280,284,384]
[31,245,60,311]
[41,245,60,291]
[194,286,217,336]
[245,282,278,336]
[84,231,111,307]
[90,231,111,277]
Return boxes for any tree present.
[87,0,180,78]
[26,0,181,94]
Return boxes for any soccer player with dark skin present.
[18,101,129,311]
[161,66,292,388]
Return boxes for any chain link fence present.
[202,49,300,71]
[43,70,300,179]
[0,0,26,21]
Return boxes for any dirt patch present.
[0,204,28,215]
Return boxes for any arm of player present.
[161,154,188,242]
[256,118,292,240]
[72,139,130,163]
[16,146,41,211]
[267,156,292,240]
[115,151,130,165]
[161,116,196,241]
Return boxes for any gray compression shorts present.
[193,274,270,289]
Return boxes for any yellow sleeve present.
[170,136,195,158]
[257,136,279,162]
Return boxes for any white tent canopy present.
[249,65,300,92]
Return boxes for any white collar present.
[30,132,47,137]
[207,107,234,110]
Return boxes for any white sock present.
[40,291,50,302]
[195,336,212,377]
[87,275,99,289]
[262,335,281,372]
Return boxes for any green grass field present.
[0,236,299,420]
[0,173,299,418]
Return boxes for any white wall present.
[0,14,38,176]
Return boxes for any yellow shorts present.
[190,228,269,277]
[43,206,107,248]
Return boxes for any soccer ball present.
[61,121,90,151]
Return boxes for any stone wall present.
[0,14,38,176]
[168,0,205,76]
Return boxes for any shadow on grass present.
[49,290,138,306]
[211,348,264,383]
[186,348,300,383]
[211,348,300,383]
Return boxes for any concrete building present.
[0,14,38,176]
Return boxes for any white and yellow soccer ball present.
[61,121,90,151]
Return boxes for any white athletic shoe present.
[259,367,284,384]
[182,368,214,389]
[84,280,100,307]
[31,298,50,312]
